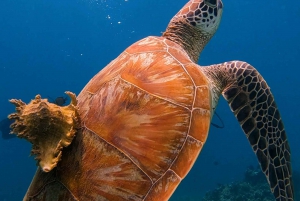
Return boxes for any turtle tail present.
[202,61,294,201]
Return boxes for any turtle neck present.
[163,17,213,63]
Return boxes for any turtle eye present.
[205,0,217,7]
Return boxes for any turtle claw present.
[8,92,80,172]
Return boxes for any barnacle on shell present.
[9,91,80,172]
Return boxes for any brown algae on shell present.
[8,91,80,172]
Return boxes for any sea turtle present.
[9,0,294,200]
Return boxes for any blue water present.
[0,0,299,200]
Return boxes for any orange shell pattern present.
[25,36,212,201]
[76,36,212,200]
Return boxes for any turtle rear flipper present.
[202,61,294,201]
[23,168,78,201]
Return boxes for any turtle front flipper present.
[9,91,80,172]
[202,61,294,201]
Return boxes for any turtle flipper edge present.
[202,61,294,201]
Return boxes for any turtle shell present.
[24,36,212,201]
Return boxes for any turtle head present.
[163,0,223,62]
[180,0,223,35]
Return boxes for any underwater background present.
[0,0,299,200]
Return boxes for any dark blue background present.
[0,0,299,200]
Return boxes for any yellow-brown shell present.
[24,36,212,201]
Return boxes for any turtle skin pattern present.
[203,61,294,201]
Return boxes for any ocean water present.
[0,0,299,200]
